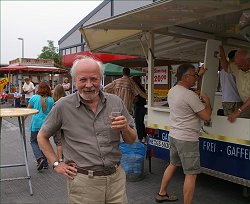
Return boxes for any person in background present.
[4,84,9,98]
[62,77,71,95]
[156,64,211,204]
[35,83,39,94]
[220,48,250,122]
[104,67,147,114]
[14,86,22,108]
[27,81,54,171]
[52,84,66,162]
[37,56,136,203]
[1,92,7,104]
[22,78,35,107]
[35,79,42,94]
[132,76,147,144]
[219,47,242,116]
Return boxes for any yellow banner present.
[0,78,8,85]
[0,78,8,92]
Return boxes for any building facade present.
[58,0,154,58]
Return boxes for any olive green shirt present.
[229,63,250,102]
[41,91,135,171]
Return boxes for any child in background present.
[14,86,22,107]
[62,77,71,95]
[52,84,66,161]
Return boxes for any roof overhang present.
[61,51,137,67]
[0,65,68,74]
[80,0,250,63]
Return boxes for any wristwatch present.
[52,161,60,169]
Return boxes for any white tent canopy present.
[80,0,250,63]
[80,0,250,113]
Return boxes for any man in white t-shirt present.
[156,64,212,204]
[22,78,35,107]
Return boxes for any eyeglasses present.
[186,73,199,78]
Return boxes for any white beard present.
[79,90,99,101]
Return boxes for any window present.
[77,46,82,53]
[71,47,77,54]
[66,48,70,55]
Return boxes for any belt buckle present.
[88,170,94,178]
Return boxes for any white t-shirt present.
[22,82,35,99]
[62,82,71,95]
[168,85,205,142]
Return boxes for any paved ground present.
[1,103,250,204]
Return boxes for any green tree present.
[38,40,64,68]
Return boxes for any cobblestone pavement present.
[1,104,249,204]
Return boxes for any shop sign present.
[9,58,54,66]
[142,66,168,84]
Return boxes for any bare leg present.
[183,174,197,204]
[56,145,63,160]
[159,163,178,195]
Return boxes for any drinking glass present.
[110,107,122,128]
[110,107,122,118]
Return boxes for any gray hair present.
[70,55,104,80]
[175,63,195,82]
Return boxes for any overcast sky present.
[1,1,102,64]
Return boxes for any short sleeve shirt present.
[62,82,70,91]
[104,76,144,113]
[14,91,22,98]
[168,85,205,142]
[41,91,135,170]
[22,82,35,99]
[228,62,250,102]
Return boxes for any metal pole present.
[147,31,154,107]
[18,38,24,58]
[22,39,24,58]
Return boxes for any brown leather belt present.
[76,162,120,176]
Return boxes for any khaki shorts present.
[169,137,201,175]
[67,165,128,204]
[222,102,242,116]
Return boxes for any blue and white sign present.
[147,128,250,181]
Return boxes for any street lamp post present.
[17,38,24,58]
[17,38,24,92]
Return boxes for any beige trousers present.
[67,165,128,204]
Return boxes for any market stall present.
[0,58,68,92]
[80,0,250,189]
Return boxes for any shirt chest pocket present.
[97,116,120,143]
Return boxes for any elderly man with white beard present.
[37,56,136,204]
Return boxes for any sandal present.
[155,193,178,203]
